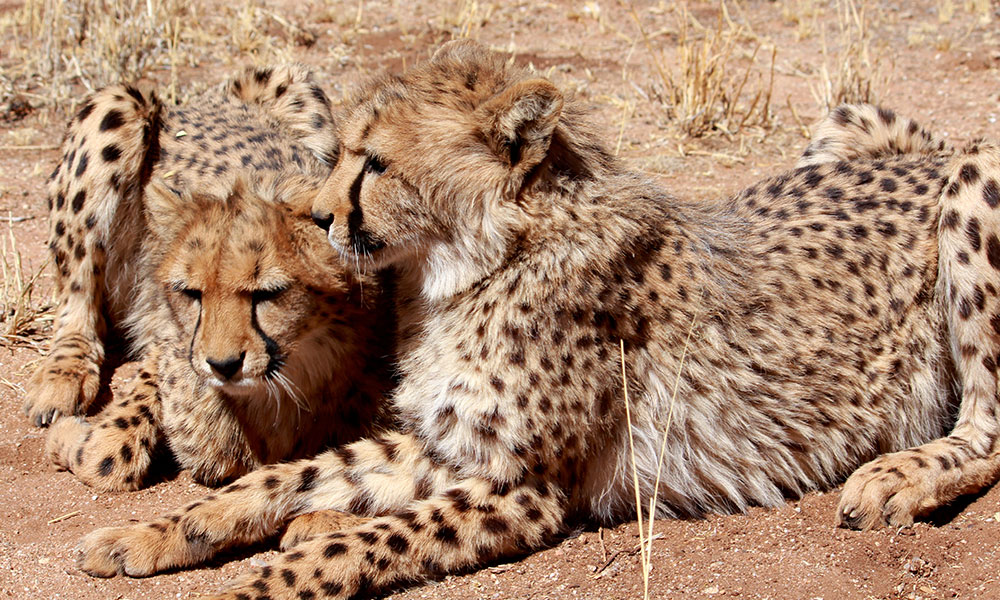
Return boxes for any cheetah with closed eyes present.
[78,41,1000,599]
[28,66,394,490]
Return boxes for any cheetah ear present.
[431,38,487,63]
[144,177,189,238]
[477,79,563,179]
[270,174,320,218]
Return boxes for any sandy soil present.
[2,1,1000,599]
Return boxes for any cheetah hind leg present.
[47,349,163,492]
[838,140,1000,529]
[796,104,949,169]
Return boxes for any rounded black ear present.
[476,78,564,174]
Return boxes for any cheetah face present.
[146,177,350,398]
[311,40,563,297]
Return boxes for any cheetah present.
[77,41,1000,598]
[28,66,394,490]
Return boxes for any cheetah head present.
[311,40,604,300]
[143,175,362,401]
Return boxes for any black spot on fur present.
[987,234,1000,271]
[960,163,980,184]
[75,151,89,177]
[97,456,114,476]
[434,525,459,546]
[124,85,145,105]
[76,101,96,122]
[386,533,409,554]
[311,85,330,107]
[254,68,273,85]
[99,110,125,131]
[101,144,122,162]
[984,179,1000,208]
[72,190,86,213]
[967,217,982,252]
[482,516,509,534]
[297,466,319,492]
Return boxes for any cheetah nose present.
[311,211,333,232]
[206,352,246,382]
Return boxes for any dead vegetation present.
[632,1,776,139]
[0,0,313,113]
[0,218,51,349]
[810,0,893,112]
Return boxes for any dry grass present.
[0,0,307,114]
[780,0,822,41]
[631,1,776,139]
[938,0,994,25]
[0,217,51,349]
[810,0,892,112]
[621,311,698,599]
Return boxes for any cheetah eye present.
[364,155,387,175]
[179,288,202,301]
[251,285,288,304]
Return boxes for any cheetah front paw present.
[78,520,209,578]
[280,510,372,550]
[47,416,150,492]
[46,416,90,470]
[24,356,100,426]
[838,449,942,529]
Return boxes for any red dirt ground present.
[2,2,1000,599]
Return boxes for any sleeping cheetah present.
[29,67,393,490]
[77,41,1000,598]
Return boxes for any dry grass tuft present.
[0,0,304,114]
[1,218,51,349]
[810,0,892,112]
[632,1,776,139]
[780,0,822,41]
[0,0,186,110]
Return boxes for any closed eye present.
[171,283,201,301]
[251,286,288,304]
[364,155,387,175]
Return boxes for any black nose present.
[311,211,333,232]
[206,352,245,381]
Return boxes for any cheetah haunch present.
[29,66,393,490]
[77,42,1000,598]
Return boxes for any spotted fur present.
[797,103,950,168]
[32,66,393,491]
[77,42,1000,598]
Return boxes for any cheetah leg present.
[796,104,948,169]
[25,84,160,426]
[205,478,564,600]
[47,348,163,492]
[78,432,459,577]
[839,141,1000,529]
[279,510,373,550]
